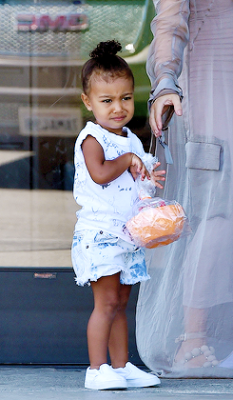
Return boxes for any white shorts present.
[71,229,150,286]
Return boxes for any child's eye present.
[123,96,132,101]
[102,99,112,103]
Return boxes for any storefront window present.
[0,0,152,269]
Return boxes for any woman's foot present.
[173,337,218,369]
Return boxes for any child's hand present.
[150,161,166,189]
[129,154,150,181]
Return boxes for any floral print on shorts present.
[71,229,150,286]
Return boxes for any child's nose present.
[113,101,123,112]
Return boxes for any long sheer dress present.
[136,0,233,377]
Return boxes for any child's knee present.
[99,293,120,317]
[118,286,131,311]
[108,294,121,311]
[117,297,128,312]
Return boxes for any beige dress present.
[136,0,233,377]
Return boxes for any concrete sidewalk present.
[0,367,233,400]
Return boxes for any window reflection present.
[0,0,152,268]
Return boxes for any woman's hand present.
[149,93,182,137]
[150,161,166,190]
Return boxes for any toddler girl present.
[71,40,165,390]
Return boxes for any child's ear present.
[81,93,92,111]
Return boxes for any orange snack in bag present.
[126,203,186,248]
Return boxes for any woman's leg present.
[174,306,210,367]
[87,273,122,369]
[108,284,132,368]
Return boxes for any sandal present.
[173,332,219,370]
[170,333,233,377]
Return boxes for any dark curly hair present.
[81,40,134,94]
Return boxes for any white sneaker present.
[112,362,161,388]
[85,363,127,390]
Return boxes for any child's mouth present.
[113,116,125,121]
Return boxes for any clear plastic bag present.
[136,153,158,200]
[125,154,190,248]
[125,197,190,248]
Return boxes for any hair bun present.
[90,40,122,59]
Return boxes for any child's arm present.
[150,161,166,189]
[81,135,150,185]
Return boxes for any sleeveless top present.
[73,121,146,242]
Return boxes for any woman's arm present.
[147,0,190,90]
[81,135,150,184]
[147,0,190,135]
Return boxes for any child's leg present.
[87,273,122,369]
[108,284,132,368]
[108,283,161,388]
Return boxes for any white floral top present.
[73,121,146,242]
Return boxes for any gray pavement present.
[0,367,233,400]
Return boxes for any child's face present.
[81,75,134,135]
